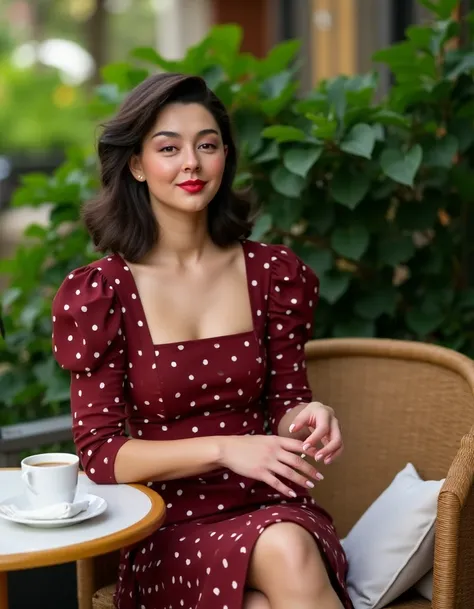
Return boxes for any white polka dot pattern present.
[51,240,349,609]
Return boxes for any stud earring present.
[137,175,144,181]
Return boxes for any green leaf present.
[261,125,307,143]
[1,288,22,309]
[406,302,445,336]
[424,134,458,168]
[130,47,180,71]
[233,109,265,156]
[331,225,370,261]
[100,62,135,89]
[209,23,242,56]
[340,123,376,159]
[24,224,47,239]
[326,77,347,121]
[251,213,273,240]
[300,248,333,275]
[257,40,301,77]
[233,172,252,188]
[283,146,323,177]
[380,145,422,187]
[447,52,474,79]
[330,169,370,209]
[372,110,411,129]
[252,140,279,163]
[419,0,458,20]
[406,24,434,50]
[355,287,398,319]
[378,234,415,266]
[333,318,376,338]
[270,166,305,198]
[319,273,350,305]
[307,113,338,140]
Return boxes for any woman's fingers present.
[280,436,313,456]
[324,446,344,465]
[302,420,330,451]
[279,450,324,483]
[262,473,297,498]
[315,419,343,463]
[272,462,319,491]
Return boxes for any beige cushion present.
[415,570,433,601]
[341,463,443,609]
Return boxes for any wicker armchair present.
[78,338,474,609]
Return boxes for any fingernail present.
[315,453,323,462]
[324,457,332,465]
[316,473,324,481]
[289,424,296,433]
[289,490,297,497]
[306,480,315,488]
[303,443,311,451]
[300,453,307,459]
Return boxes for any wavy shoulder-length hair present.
[82,73,254,262]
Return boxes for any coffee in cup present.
[21,452,79,508]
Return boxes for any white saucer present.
[0,493,107,529]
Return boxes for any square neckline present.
[114,240,258,349]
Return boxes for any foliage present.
[0,59,93,153]
[1,0,474,425]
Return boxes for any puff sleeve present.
[52,265,129,483]
[265,246,320,434]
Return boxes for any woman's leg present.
[243,589,271,609]
[247,522,344,609]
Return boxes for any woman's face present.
[131,102,227,214]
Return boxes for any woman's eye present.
[160,146,176,153]
[199,143,217,150]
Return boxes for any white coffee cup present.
[21,452,79,508]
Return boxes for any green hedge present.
[1,0,473,425]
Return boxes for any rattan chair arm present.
[433,432,474,609]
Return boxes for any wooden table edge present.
[0,471,166,571]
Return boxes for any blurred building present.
[156,0,431,92]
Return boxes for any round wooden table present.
[0,469,166,609]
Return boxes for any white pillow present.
[341,463,443,609]
[415,569,433,601]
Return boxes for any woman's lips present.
[177,180,207,194]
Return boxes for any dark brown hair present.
[83,73,254,262]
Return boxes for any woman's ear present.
[129,155,145,182]
[224,145,229,157]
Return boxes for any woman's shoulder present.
[243,239,317,280]
[52,256,125,371]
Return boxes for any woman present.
[52,73,351,609]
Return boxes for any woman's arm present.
[263,246,319,440]
[113,435,224,483]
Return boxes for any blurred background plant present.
[1,0,473,427]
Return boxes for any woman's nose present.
[182,147,200,172]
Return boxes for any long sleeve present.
[264,245,320,434]
[52,264,129,483]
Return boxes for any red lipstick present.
[177,179,207,194]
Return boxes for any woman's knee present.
[248,522,331,591]
[243,589,271,609]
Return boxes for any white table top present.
[0,470,164,571]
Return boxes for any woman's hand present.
[289,402,343,465]
[218,435,324,498]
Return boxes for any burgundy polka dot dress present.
[52,240,352,609]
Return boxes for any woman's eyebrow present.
[151,128,219,139]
